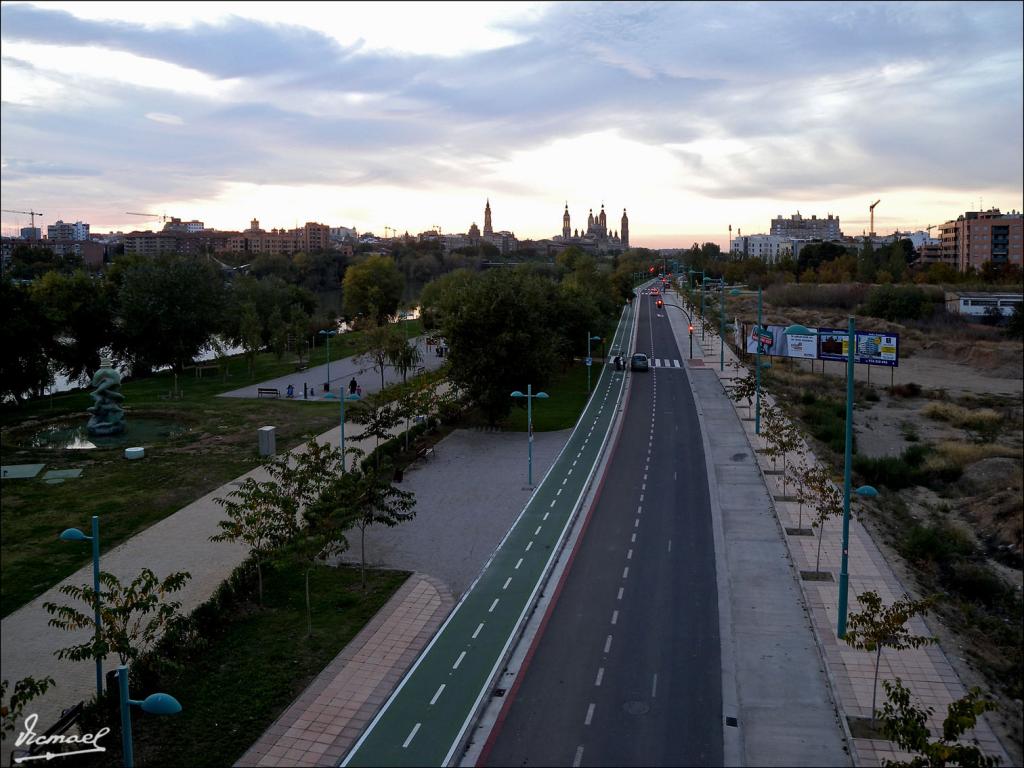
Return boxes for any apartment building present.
[732,233,793,263]
[940,209,1023,272]
[47,220,90,241]
[769,212,842,240]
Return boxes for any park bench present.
[294,360,308,371]
[257,387,280,399]
[9,701,84,766]
[416,445,435,462]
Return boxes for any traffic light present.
[656,299,664,308]
[688,323,694,334]
[649,265,656,273]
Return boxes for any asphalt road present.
[483,291,723,767]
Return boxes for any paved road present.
[482,290,723,767]
[341,303,636,767]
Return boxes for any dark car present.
[630,353,649,371]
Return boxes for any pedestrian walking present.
[349,377,358,395]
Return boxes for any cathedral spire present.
[484,198,493,237]
[562,202,571,239]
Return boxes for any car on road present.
[656,298,664,308]
[630,353,649,371]
[650,287,660,296]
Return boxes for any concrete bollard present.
[124,447,145,460]
[258,426,276,456]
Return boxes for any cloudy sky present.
[1,1,1022,248]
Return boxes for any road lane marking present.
[535,525,542,535]
[635,519,640,528]
[550,499,556,507]
[489,598,499,612]
[622,566,629,578]
[611,610,619,624]
[526,540,533,551]
[430,684,446,705]
[652,673,659,697]
[573,746,584,767]
[502,577,512,590]
[631,533,636,543]
[568,468,573,476]
[573,459,577,467]
[515,557,523,569]
[402,723,421,748]
[595,667,604,686]
[617,587,624,600]
[562,478,567,485]
[627,549,633,560]
[585,703,595,726]
[641,483,646,491]
[637,505,642,514]
[557,488,563,496]
[643,473,648,481]
[472,623,484,639]
[668,539,672,552]
[604,635,613,653]
[639,493,644,502]
[453,651,466,669]
[542,512,549,520]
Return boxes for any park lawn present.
[505,363,595,433]
[82,564,410,768]
[0,321,423,616]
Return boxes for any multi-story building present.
[124,230,233,257]
[731,234,793,263]
[553,202,627,254]
[939,209,1023,272]
[20,226,41,241]
[770,212,842,240]
[47,220,90,241]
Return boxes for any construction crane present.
[2,208,44,238]
[868,199,881,237]
[126,212,175,223]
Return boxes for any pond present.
[16,418,190,450]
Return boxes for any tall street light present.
[510,385,549,486]
[59,516,103,698]
[319,329,337,393]
[117,664,181,768]
[730,286,766,434]
[326,387,361,471]
[784,318,879,638]
[586,333,601,393]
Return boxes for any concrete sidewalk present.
[681,306,1011,767]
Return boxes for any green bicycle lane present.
[342,299,637,767]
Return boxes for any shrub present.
[854,444,929,490]
[900,522,974,565]
[946,562,1009,608]
[890,382,922,398]
[800,397,849,455]
[764,282,867,309]
[862,285,940,321]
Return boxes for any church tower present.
[562,203,571,239]
[599,204,607,236]
[587,209,594,234]
[484,199,493,237]
[621,209,629,249]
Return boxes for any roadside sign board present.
[818,328,899,367]
[585,357,593,366]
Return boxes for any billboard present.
[818,328,899,367]
[743,324,818,359]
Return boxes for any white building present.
[47,220,90,240]
[731,234,793,263]
[945,292,1022,318]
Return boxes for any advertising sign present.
[743,324,817,359]
[818,329,899,367]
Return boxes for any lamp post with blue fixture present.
[117,664,181,768]
[510,385,549,487]
[59,516,103,698]
[319,329,337,392]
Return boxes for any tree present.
[116,255,225,373]
[807,465,843,574]
[289,303,311,363]
[30,271,115,382]
[312,464,416,590]
[211,477,294,604]
[268,306,288,360]
[387,334,423,386]
[1,676,55,741]
[844,590,938,724]
[395,380,434,451]
[351,396,400,469]
[342,254,404,326]
[1005,303,1024,340]
[788,457,812,532]
[728,370,757,419]
[0,278,55,403]
[761,405,803,495]
[359,322,399,391]
[44,568,191,665]
[877,678,1000,768]
[239,303,262,378]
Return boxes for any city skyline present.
[2,1,1022,249]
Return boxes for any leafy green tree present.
[419,268,475,330]
[44,569,191,665]
[351,395,400,469]
[807,465,843,574]
[312,464,416,590]
[211,476,294,604]
[359,322,399,391]
[1,676,55,741]
[116,255,225,373]
[268,306,288,360]
[858,238,878,283]
[877,678,1000,768]
[239,303,262,377]
[30,271,115,382]
[0,278,55,403]
[387,335,422,385]
[343,254,404,325]
[439,268,563,423]
[1005,303,1023,339]
[844,590,938,724]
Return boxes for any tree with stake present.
[211,477,293,605]
[877,678,1000,768]
[788,457,813,532]
[729,370,757,419]
[808,465,843,575]
[44,569,191,666]
[351,396,400,469]
[316,464,416,591]
[844,590,938,726]
[761,404,785,472]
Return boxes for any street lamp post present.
[586,333,601,393]
[510,385,549,486]
[117,665,182,768]
[784,317,878,638]
[59,516,103,698]
[719,284,726,372]
[319,329,337,393]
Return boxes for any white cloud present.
[145,112,183,125]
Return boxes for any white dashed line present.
[611,610,619,625]
[550,499,556,508]
[634,518,640,528]
[453,651,466,669]
[403,723,421,748]
[595,667,604,686]
[585,703,595,726]
[489,598,499,612]
[430,684,446,705]
[515,558,523,569]
[525,541,533,551]
[542,512,549,521]
[668,539,672,552]
[472,623,484,639]
[641,483,646,491]
[573,746,584,767]
[535,525,542,535]
[643,474,648,481]
[627,549,633,560]
[639,493,644,502]
[604,635,613,653]
[557,488,563,496]
[502,577,512,590]
[652,673,659,698]
[622,566,630,578]
[562,478,568,485]
[617,587,624,600]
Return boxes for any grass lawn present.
[80,564,410,768]
[0,322,421,617]
[505,363,600,433]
